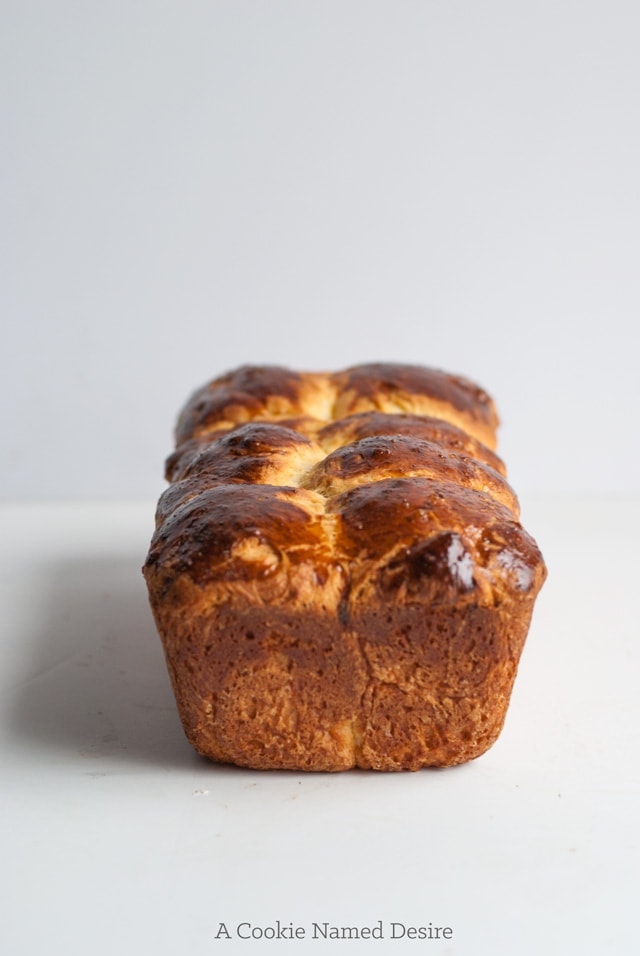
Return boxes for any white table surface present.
[1,496,638,955]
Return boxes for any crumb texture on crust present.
[144,362,546,771]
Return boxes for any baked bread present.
[144,363,546,771]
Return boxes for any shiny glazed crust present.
[144,363,546,771]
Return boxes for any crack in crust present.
[143,363,546,771]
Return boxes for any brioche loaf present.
[143,363,546,771]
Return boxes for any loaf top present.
[174,363,500,450]
[145,363,546,617]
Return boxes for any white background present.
[2,0,639,499]
[2,4,639,956]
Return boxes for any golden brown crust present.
[303,437,517,513]
[175,365,334,444]
[331,363,500,449]
[144,362,546,771]
[318,411,506,474]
